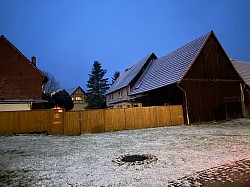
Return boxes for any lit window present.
[75,96,82,101]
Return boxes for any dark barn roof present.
[130,32,212,95]
[232,59,250,87]
[106,53,156,94]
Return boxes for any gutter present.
[240,83,246,118]
[177,83,190,125]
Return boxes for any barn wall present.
[139,85,183,107]
[182,81,241,123]
[244,88,250,118]
[182,34,242,123]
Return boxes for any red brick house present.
[0,35,47,111]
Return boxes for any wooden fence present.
[0,106,184,136]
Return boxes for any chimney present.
[31,56,36,66]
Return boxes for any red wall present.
[0,36,45,100]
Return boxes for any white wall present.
[0,103,31,111]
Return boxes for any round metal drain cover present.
[113,154,158,166]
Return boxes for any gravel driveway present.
[0,118,250,186]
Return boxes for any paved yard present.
[166,158,250,186]
[0,118,250,186]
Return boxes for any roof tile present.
[130,32,211,95]
[106,53,156,94]
[232,59,250,87]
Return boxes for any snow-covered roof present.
[66,86,85,96]
[231,59,250,87]
[130,32,212,95]
[105,53,157,94]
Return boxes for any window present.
[75,96,82,101]
[110,94,113,101]
[135,83,142,89]
[119,90,123,98]
[73,96,84,103]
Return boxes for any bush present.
[51,89,74,111]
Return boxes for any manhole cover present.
[113,154,158,166]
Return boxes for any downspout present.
[177,83,190,125]
[240,83,246,118]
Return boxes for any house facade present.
[0,35,47,111]
[67,86,87,110]
[105,53,157,108]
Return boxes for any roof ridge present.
[0,35,47,84]
[178,31,212,82]
[231,59,250,64]
[161,31,212,60]
[105,53,156,94]
[130,31,212,95]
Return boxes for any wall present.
[106,86,131,107]
[0,103,31,111]
[182,34,243,123]
[112,101,142,108]
[0,36,45,100]
[71,103,88,111]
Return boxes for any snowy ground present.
[0,118,250,186]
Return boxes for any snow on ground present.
[0,118,250,186]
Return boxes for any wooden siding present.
[0,106,184,135]
[182,34,242,123]
[182,81,241,122]
[138,85,183,107]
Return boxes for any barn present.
[232,59,250,118]
[129,31,244,124]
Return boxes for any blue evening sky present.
[1,0,250,91]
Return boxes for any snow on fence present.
[0,106,184,135]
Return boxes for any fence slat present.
[0,106,184,135]
[64,111,81,136]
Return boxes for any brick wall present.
[0,36,46,100]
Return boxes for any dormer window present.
[135,82,142,89]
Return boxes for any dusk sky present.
[1,0,250,91]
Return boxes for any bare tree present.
[42,71,61,94]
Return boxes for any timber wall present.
[0,106,184,136]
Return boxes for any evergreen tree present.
[86,61,109,109]
[111,71,120,85]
